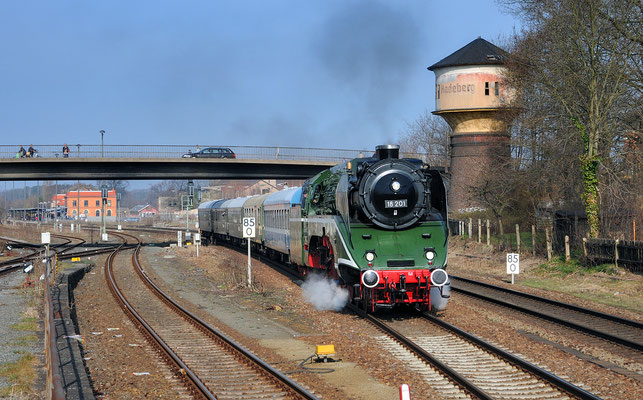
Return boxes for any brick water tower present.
[428,37,511,212]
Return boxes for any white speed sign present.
[243,217,256,238]
[506,253,520,274]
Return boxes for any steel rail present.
[420,312,602,400]
[347,304,494,400]
[216,240,606,400]
[104,234,216,399]
[126,232,318,400]
[451,275,643,328]
[450,275,643,351]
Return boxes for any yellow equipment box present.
[71,257,81,262]
[315,344,335,358]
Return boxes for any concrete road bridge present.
[0,144,432,181]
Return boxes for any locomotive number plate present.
[385,199,407,208]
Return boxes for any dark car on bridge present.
[182,147,236,159]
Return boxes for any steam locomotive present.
[198,145,450,312]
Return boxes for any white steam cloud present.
[301,274,349,311]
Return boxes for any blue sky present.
[0,1,519,151]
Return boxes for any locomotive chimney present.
[375,144,399,160]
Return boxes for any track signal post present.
[243,217,256,288]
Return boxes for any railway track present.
[105,232,319,400]
[0,234,131,275]
[450,275,643,351]
[359,307,601,400]
[245,251,601,399]
[0,234,79,274]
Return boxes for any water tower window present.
[494,82,499,96]
[485,82,489,96]
[437,84,440,99]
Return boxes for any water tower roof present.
[428,37,508,71]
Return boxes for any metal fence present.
[0,144,437,165]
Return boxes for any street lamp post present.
[100,130,105,157]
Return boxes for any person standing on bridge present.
[62,144,70,158]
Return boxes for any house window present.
[495,82,499,96]
[73,210,77,216]
[84,200,88,206]
[96,200,100,207]
[485,82,489,96]
[107,210,112,216]
[95,210,100,217]
[72,200,77,207]
[108,200,112,206]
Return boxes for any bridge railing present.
[0,145,438,165]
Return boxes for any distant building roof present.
[428,37,508,71]
[129,204,149,213]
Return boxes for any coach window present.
[485,82,489,96]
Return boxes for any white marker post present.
[177,230,182,247]
[41,232,51,279]
[243,217,256,288]
[194,233,201,257]
[506,253,520,284]
[399,384,411,400]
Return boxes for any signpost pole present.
[242,217,256,288]
[247,239,251,287]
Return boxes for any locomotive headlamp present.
[425,250,436,261]
[390,180,401,192]
[430,268,448,287]
[365,251,376,262]
[361,270,380,288]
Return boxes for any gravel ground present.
[2,223,641,399]
[0,268,44,399]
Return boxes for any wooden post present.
[468,218,472,239]
[582,237,587,257]
[499,219,504,236]
[478,219,482,243]
[615,239,619,268]
[486,219,490,247]
[531,225,536,256]
[515,224,520,253]
[565,235,570,261]
[546,228,552,261]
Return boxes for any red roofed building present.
[53,189,117,220]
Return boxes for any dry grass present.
[449,237,643,316]
[0,353,37,398]
[173,245,266,293]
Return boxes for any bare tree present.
[500,0,640,237]
[398,110,450,167]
